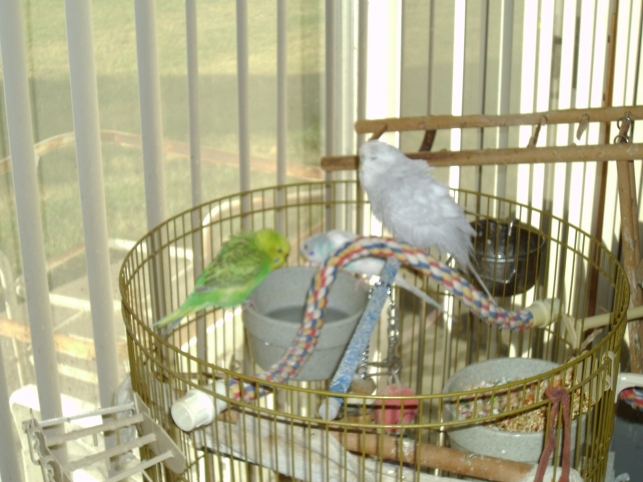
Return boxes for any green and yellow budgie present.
[154,228,291,330]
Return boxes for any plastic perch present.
[318,257,401,420]
[171,379,229,431]
[526,298,563,328]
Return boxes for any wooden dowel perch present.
[613,116,643,373]
[354,105,643,134]
[322,142,643,172]
[334,431,533,482]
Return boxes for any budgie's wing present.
[344,257,385,277]
[155,236,272,329]
[326,229,358,248]
[194,236,272,307]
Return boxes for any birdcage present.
[119,178,628,482]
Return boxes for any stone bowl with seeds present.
[442,358,590,465]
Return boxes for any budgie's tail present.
[394,275,444,313]
[154,302,206,330]
[452,255,496,304]
[468,266,496,304]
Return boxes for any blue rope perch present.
[318,257,401,420]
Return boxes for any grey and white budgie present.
[358,139,492,298]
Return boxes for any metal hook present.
[617,111,633,130]
[527,115,548,148]
[614,112,633,144]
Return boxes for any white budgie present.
[300,229,444,313]
[358,140,492,299]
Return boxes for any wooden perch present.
[322,142,643,172]
[334,431,533,482]
[613,117,643,373]
[218,412,534,482]
[354,105,643,134]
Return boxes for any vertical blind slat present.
[356,0,368,147]
[235,0,251,231]
[64,0,120,412]
[134,0,171,324]
[495,0,515,199]
[0,344,23,481]
[0,0,64,426]
[325,0,336,158]
[134,0,167,230]
[185,1,207,363]
[186,0,202,208]
[277,0,287,187]
[276,0,288,232]
[449,0,466,190]
[427,1,435,116]
[236,0,251,194]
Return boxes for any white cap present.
[171,380,229,431]
[318,397,342,420]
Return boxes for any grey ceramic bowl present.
[243,267,369,381]
[442,358,585,465]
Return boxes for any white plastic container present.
[171,380,229,431]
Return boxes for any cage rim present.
[119,179,625,283]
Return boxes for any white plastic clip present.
[604,351,616,392]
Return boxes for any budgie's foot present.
[353,276,370,293]
[425,309,439,328]
[228,356,242,372]
[242,298,258,311]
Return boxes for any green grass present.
[0,0,326,280]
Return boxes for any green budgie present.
[154,228,291,330]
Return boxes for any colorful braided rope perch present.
[227,236,557,403]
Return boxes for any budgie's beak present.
[298,249,317,267]
[274,252,290,267]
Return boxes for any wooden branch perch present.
[322,142,643,172]
[613,117,643,373]
[334,431,533,482]
[354,105,643,134]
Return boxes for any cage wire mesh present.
[119,180,628,482]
